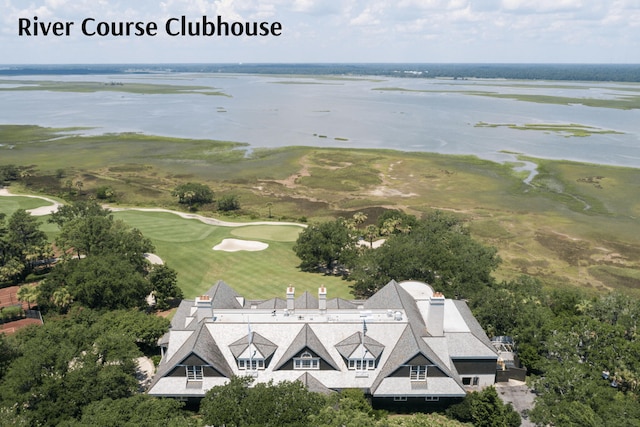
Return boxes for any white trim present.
[410,365,427,381]
[186,365,203,381]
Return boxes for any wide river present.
[1,73,640,168]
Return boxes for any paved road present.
[495,380,536,427]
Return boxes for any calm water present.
[1,73,639,168]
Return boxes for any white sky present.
[1,0,639,64]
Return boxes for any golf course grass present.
[0,196,349,300]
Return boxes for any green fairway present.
[0,195,349,300]
[110,210,348,299]
[0,196,48,215]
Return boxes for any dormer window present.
[410,365,427,381]
[294,351,320,370]
[238,359,265,370]
[186,365,204,381]
[348,359,376,370]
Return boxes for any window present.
[394,396,408,402]
[348,359,375,370]
[238,359,265,370]
[186,365,203,381]
[410,365,427,381]
[294,351,320,370]
[425,396,440,402]
[462,376,479,386]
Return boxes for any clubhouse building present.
[148,279,498,409]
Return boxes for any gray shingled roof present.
[295,291,319,309]
[326,298,358,309]
[254,298,287,310]
[363,280,404,309]
[205,280,243,309]
[273,324,339,370]
[335,332,385,359]
[296,373,336,394]
[370,323,462,393]
[228,332,278,360]
[452,300,498,355]
[169,299,199,331]
[150,323,234,388]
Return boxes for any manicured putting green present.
[230,225,302,242]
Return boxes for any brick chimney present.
[286,286,295,311]
[427,292,445,336]
[318,286,327,313]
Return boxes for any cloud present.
[1,0,639,63]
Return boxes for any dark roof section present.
[274,324,339,370]
[206,280,243,309]
[295,291,319,309]
[228,332,278,360]
[296,372,336,394]
[335,332,385,359]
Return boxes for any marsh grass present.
[2,125,640,297]
[475,122,623,137]
[372,86,640,109]
[0,80,229,96]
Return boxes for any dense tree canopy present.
[172,182,214,208]
[147,264,183,311]
[0,209,51,283]
[446,387,520,427]
[293,218,357,273]
[38,200,165,313]
[348,211,500,298]
[67,395,197,427]
[0,309,169,426]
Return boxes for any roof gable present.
[371,324,461,393]
[229,332,278,360]
[296,372,335,395]
[206,280,243,309]
[335,332,385,359]
[152,323,234,385]
[274,324,339,370]
[295,291,318,309]
[363,280,404,309]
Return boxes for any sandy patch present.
[368,186,417,198]
[144,253,164,265]
[357,238,386,249]
[213,238,269,252]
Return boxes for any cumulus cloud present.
[1,0,639,62]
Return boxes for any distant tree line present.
[3,63,639,82]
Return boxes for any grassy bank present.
[2,125,639,298]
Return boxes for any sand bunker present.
[213,239,269,252]
[144,253,164,265]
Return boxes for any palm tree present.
[352,212,367,227]
[364,224,379,249]
[52,287,73,313]
[17,284,39,309]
